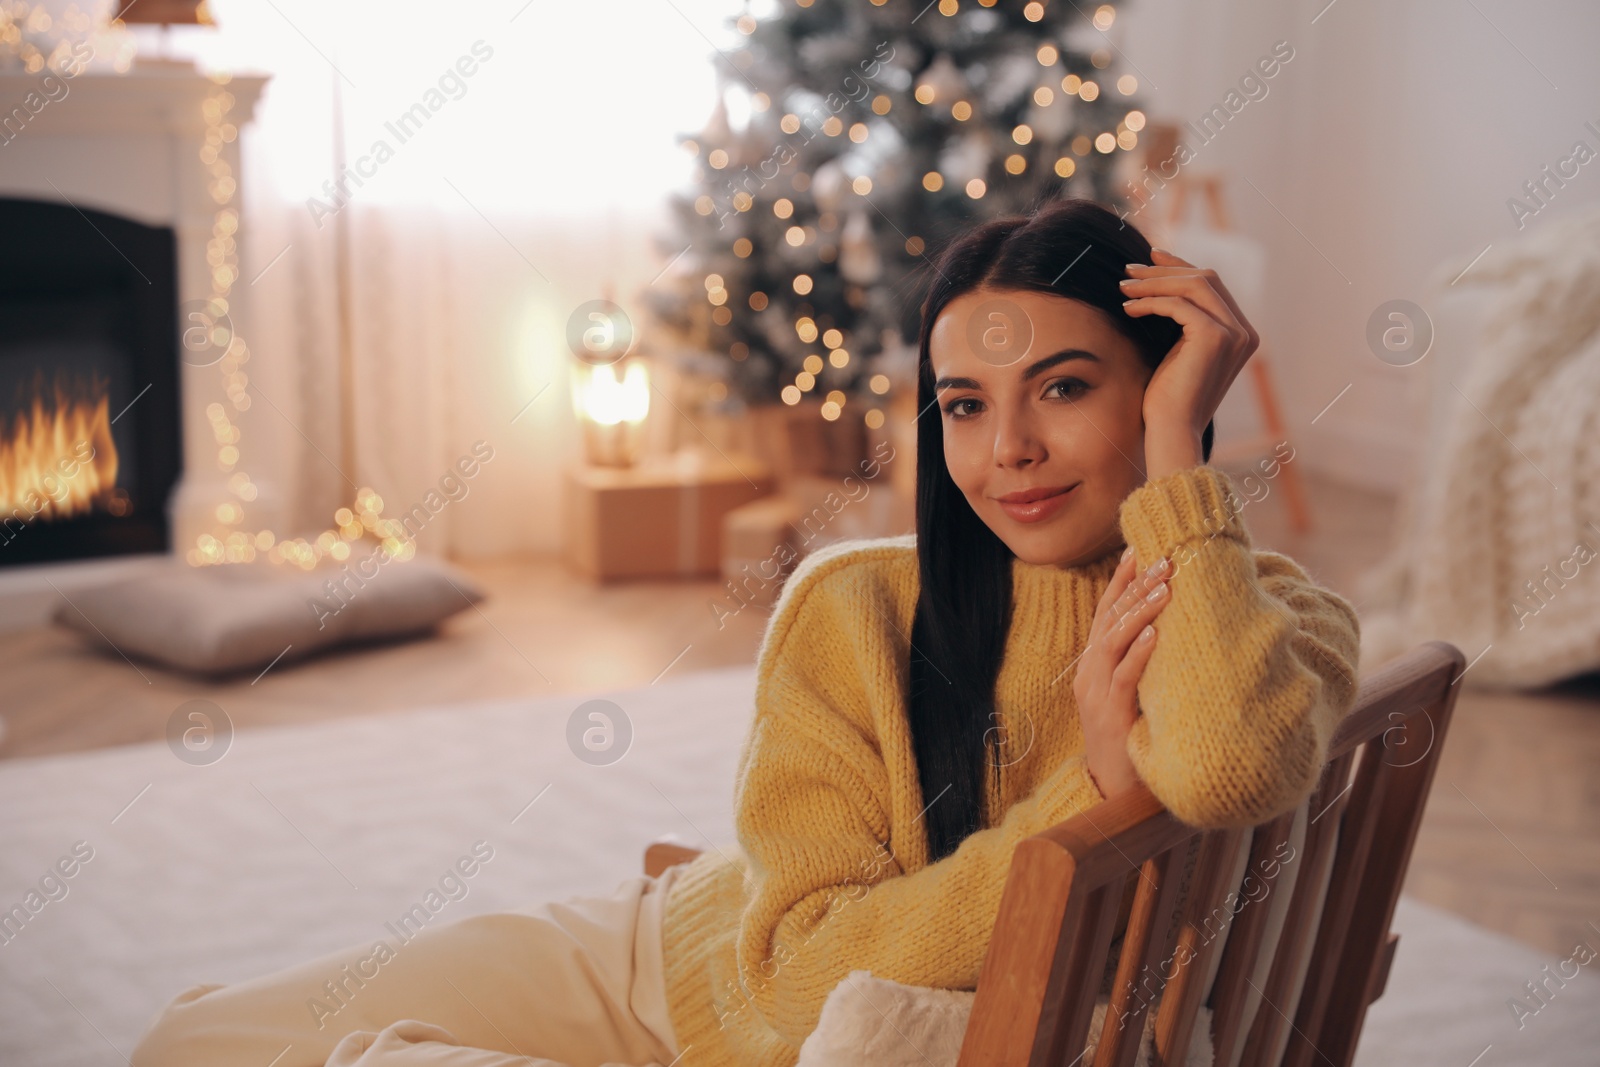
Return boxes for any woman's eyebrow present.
[1021,348,1102,382]
[934,348,1101,391]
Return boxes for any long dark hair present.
[908,197,1215,863]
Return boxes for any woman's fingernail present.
[1146,557,1170,578]
[1125,262,1144,270]
[1140,624,1155,642]
[1118,277,1135,287]
[1121,545,1134,563]
[1146,582,1167,602]
[1152,247,1170,255]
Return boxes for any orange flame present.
[0,372,121,521]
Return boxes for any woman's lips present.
[995,483,1079,523]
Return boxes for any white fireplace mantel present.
[0,59,269,629]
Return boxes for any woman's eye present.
[1048,378,1088,400]
[942,397,980,419]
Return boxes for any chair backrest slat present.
[1281,740,1397,1067]
[1206,806,1299,1057]
[1093,845,1188,1067]
[1236,745,1358,1067]
[1039,880,1127,1064]
[1303,680,1457,1065]
[1152,827,1250,1065]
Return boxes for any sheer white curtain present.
[155,0,740,556]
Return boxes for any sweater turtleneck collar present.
[1004,547,1126,660]
[1009,545,1125,597]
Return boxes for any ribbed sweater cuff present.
[661,852,749,1067]
[1118,464,1249,568]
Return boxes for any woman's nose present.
[993,409,1045,468]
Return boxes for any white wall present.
[1118,0,1600,493]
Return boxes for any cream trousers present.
[131,863,685,1067]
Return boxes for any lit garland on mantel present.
[0,4,412,570]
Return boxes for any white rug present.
[1,666,1595,1066]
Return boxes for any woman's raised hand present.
[1072,546,1173,801]
[1120,248,1260,480]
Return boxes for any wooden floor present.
[3,465,1597,961]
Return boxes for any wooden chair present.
[644,640,1463,1067]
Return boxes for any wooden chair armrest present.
[1020,781,1189,884]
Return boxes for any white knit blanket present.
[1358,203,1600,689]
[797,973,1212,1067]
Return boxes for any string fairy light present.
[187,71,412,569]
[0,0,135,73]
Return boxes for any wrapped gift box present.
[564,451,775,581]
[741,400,868,481]
[716,464,915,613]
[719,494,805,610]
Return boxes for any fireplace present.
[0,196,182,567]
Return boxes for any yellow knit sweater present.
[659,463,1361,1067]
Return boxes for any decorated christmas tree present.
[646,0,1148,428]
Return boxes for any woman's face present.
[928,286,1155,569]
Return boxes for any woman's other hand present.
[1073,546,1173,800]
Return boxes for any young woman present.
[131,198,1360,1067]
